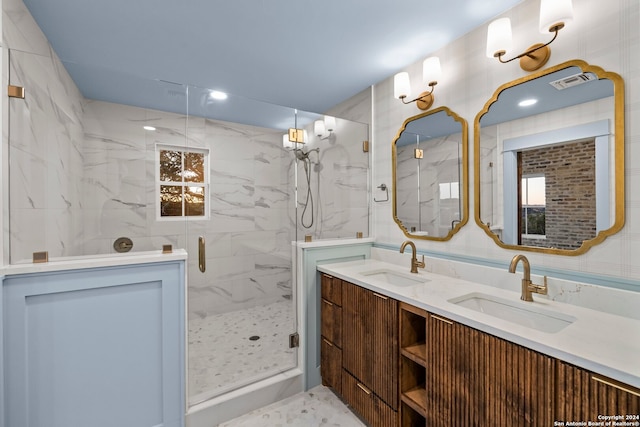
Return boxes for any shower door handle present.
[198,236,206,273]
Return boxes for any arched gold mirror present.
[393,106,469,240]
[474,60,624,255]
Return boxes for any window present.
[439,181,460,200]
[521,175,545,237]
[157,146,209,219]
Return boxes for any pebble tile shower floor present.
[188,298,296,401]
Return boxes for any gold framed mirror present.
[474,60,624,255]
[393,106,469,240]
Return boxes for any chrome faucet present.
[399,240,425,273]
[508,254,548,302]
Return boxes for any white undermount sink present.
[359,269,430,287]
[448,292,576,333]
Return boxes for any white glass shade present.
[394,72,411,99]
[422,57,442,85]
[324,115,336,132]
[282,134,294,149]
[314,120,326,137]
[539,0,573,33]
[486,17,513,58]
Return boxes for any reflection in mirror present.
[475,60,624,254]
[393,107,469,240]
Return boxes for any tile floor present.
[218,385,366,426]
[188,299,296,403]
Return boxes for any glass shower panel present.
[184,85,299,405]
[6,49,191,262]
[292,110,370,241]
[7,48,85,263]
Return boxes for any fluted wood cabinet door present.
[556,361,640,421]
[342,282,371,388]
[320,274,342,392]
[426,314,554,426]
[426,314,454,426]
[342,282,398,410]
[450,321,487,426]
[371,290,398,409]
[426,314,486,427]
[484,334,554,425]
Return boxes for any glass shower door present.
[184,86,299,405]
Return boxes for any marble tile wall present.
[372,0,640,286]
[82,100,296,317]
[293,116,369,241]
[6,47,85,263]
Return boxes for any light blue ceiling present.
[22,0,524,129]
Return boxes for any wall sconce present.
[394,56,442,110]
[282,129,308,149]
[314,115,336,140]
[486,0,573,72]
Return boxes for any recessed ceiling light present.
[518,98,538,107]
[209,90,228,100]
[143,126,156,131]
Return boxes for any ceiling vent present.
[549,72,597,90]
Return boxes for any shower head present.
[294,148,319,161]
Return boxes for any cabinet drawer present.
[321,274,342,306]
[321,337,342,394]
[342,371,397,427]
[321,298,342,347]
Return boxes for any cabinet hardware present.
[431,314,453,325]
[373,292,388,300]
[323,274,333,279]
[323,338,334,347]
[322,299,334,306]
[592,375,640,397]
[357,382,371,395]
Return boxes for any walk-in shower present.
[6,41,369,423]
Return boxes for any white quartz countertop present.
[317,258,640,389]
[1,249,188,276]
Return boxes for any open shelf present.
[401,386,427,417]
[400,355,426,412]
[401,400,427,426]
[401,342,426,366]
[400,303,427,364]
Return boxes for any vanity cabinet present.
[321,274,639,427]
[400,305,554,426]
[342,279,398,411]
[556,361,640,420]
[320,276,398,426]
[320,274,342,394]
[482,329,555,425]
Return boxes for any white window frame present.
[156,144,210,221]
[521,174,546,239]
